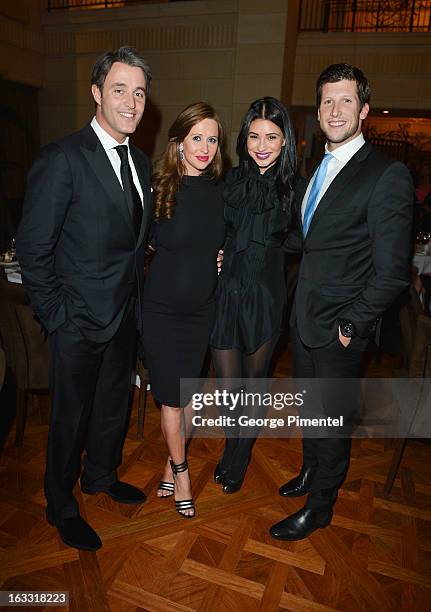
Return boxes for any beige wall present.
[39,0,289,161]
[5,1,431,164]
[230,0,288,158]
[0,1,44,203]
[293,32,431,111]
[0,0,44,88]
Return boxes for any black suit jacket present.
[286,141,413,348]
[17,123,153,342]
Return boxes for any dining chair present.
[398,283,424,371]
[0,273,50,446]
[383,314,431,496]
[0,346,5,392]
[421,274,431,317]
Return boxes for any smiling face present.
[91,61,147,143]
[181,118,219,176]
[318,79,369,151]
[247,119,285,174]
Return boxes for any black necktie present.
[115,145,143,239]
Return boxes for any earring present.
[179,143,184,161]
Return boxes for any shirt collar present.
[90,116,129,152]
[325,132,365,164]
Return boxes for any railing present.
[368,137,410,163]
[300,0,431,32]
[47,0,196,10]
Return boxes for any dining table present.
[1,258,146,389]
[4,248,431,313]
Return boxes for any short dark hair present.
[236,96,297,208]
[316,63,370,109]
[91,46,152,94]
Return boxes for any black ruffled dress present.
[210,163,290,354]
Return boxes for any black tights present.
[211,335,279,380]
[211,335,279,483]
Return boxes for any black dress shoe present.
[269,507,333,541]
[214,463,228,484]
[46,512,102,551]
[214,437,239,484]
[278,466,316,497]
[222,477,244,494]
[220,438,255,494]
[81,480,146,504]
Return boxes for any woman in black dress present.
[211,97,296,493]
[142,102,225,517]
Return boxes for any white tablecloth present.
[6,271,22,284]
[2,263,22,283]
[413,253,431,275]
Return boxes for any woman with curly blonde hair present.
[141,102,226,517]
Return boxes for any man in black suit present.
[17,47,153,551]
[270,63,413,541]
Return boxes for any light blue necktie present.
[303,153,332,236]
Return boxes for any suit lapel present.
[80,125,134,234]
[130,146,152,248]
[305,141,372,239]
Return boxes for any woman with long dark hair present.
[142,102,226,517]
[210,97,297,493]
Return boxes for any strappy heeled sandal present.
[157,480,175,497]
[170,459,195,519]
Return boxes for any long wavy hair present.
[153,102,225,223]
[236,97,297,209]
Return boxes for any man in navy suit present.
[271,63,413,540]
[17,47,153,550]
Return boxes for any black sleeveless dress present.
[142,175,225,406]
[211,164,290,354]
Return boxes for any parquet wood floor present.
[0,345,430,611]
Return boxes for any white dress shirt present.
[90,116,144,207]
[301,133,365,219]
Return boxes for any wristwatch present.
[339,319,355,338]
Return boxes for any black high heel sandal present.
[157,480,175,497]
[170,459,195,518]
